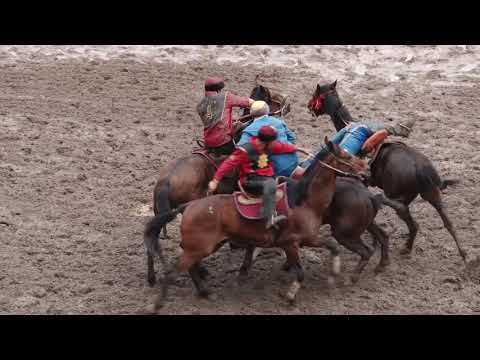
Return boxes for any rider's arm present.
[213,148,247,182]
[269,141,297,154]
[226,92,254,109]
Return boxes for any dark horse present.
[146,83,288,286]
[307,80,467,261]
[242,177,402,283]
[144,138,370,310]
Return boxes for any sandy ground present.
[1,45,479,314]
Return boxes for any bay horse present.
[146,84,288,286]
[307,80,467,262]
[144,138,370,311]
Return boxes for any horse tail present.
[439,178,460,190]
[154,179,171,216]
[415,161,442,193]
[144,204,187,258]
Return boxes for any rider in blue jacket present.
[238,101,299,177]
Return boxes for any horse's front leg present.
[323,238,342,285]
[282,242,304,304]
[237,245,255,284]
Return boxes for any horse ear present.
[331,80,337,89]
[324,136,330,146]
[316,84,321,94]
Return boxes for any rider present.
[300,119,416,168]
[208,125,299,229]
[238,100,299,177]
[196,77,254,155]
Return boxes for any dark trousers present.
[243,176,277,219]
[207,140,236,156]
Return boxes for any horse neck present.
[304,157,337,213]
[330,103,354,131]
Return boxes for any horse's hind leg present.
[154,252,199,311]
[367,222,390,273]
[147,254,156,287]
[384,195,419,254]
[189,262,211,297]
[421,188,467,261]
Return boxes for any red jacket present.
[200,91,251,148]
[214,137,297,184]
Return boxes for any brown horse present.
[307,81,467,262]
[144,138,370,310]
[146,84,286,286]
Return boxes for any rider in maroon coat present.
[197,77,254,155]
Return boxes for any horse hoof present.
[198,266,210,280]
[400,247,412,256]
[198,289,212,299]
[374,265,386,274]
[147,276,156,288]
[281,262,291,272]
[350,274,360,284]
[237,272,249,285]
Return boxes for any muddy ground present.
[1,46,479,314]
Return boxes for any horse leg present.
[147,254,156,287]
[162,226,169,239]
[283,244,304,304]
[237,245,255,284]
[421,188,467,262]
[335,233,373,284]
[384,196,419,254]
[189,262,211,298]
[322,238,342,285]
[367,222,390,273]
[154,251,200,312]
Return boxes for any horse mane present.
[295,146,331,205]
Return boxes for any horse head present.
[307,80,341,117]
[324,136,371,180]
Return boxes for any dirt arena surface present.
[1,45,479,314]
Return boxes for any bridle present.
[309,146,366,181]
[309,89,350,128]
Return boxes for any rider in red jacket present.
[209,125,298,229]
[197,77,254,155]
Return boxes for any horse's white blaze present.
[332,255,341,275]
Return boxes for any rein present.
[314,146,364,180]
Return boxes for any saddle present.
[365,139,407,166]
[233,182,290,220]
[193,140,229,170]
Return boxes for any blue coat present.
[238,115,299,176]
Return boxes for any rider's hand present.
[208,179,219,193]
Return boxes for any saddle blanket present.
[233,182,289,220]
